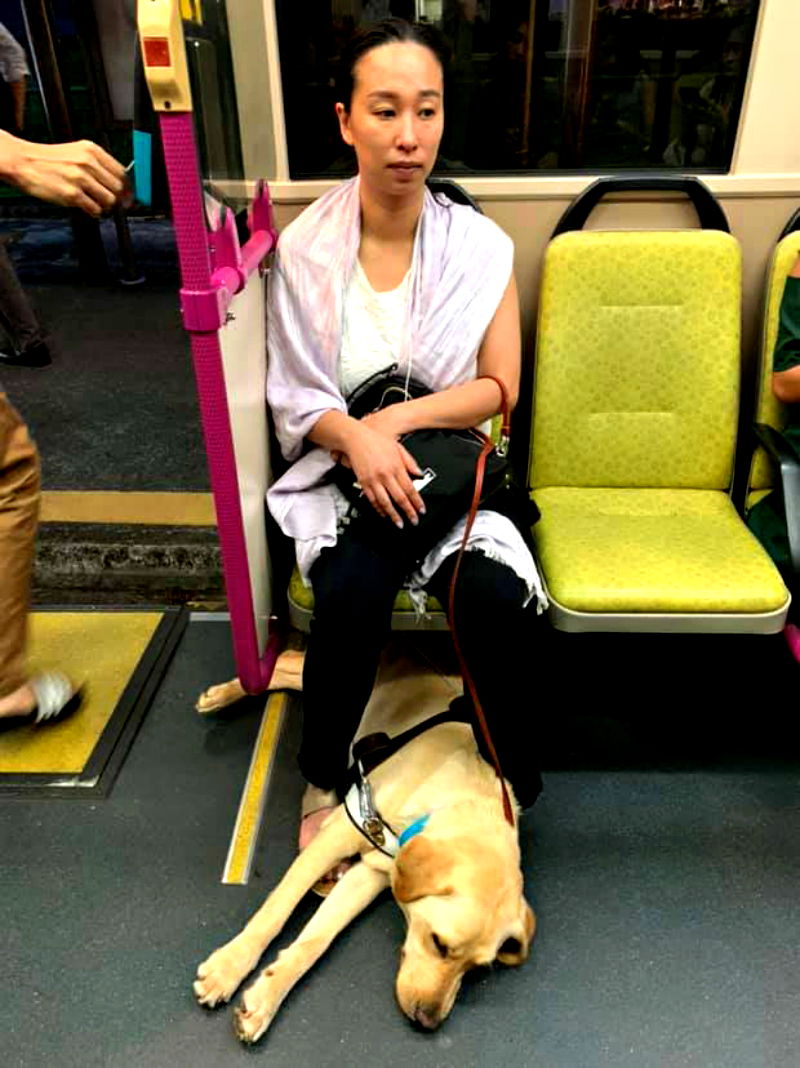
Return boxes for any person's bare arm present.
[772,365,800,404]
[772,254,800,404]
[0,131,125,216]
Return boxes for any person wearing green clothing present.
[748,252,800,655]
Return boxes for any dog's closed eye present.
[431,934,449,959]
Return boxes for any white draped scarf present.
[266,176,514,548]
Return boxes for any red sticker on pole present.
[143,37,171,68]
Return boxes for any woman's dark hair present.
[337,19,450,111]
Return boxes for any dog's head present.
[390,830,535,1030]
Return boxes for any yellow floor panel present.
[40,491,216,527]
[0,612,163,774]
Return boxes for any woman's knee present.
[310,549,399,630]
[446,551,528,618]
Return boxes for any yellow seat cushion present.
[533,487,787,614]
[288,566,445,616]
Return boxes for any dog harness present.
[342,709,469,857]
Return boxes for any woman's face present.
[336,41,444,198]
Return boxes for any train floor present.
[2,615,799,1068]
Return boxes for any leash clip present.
[357,764,385,846]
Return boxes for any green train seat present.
[529,176,789,633]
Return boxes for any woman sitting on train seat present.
[748,252,800,659]
[266,18,544,882]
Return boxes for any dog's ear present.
[496,900,536,966]
[392,836,453,903]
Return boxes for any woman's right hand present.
[341,422,426,528]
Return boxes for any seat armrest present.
[754,423,800,573]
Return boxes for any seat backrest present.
[530,228,741,491]
[426,177,482,213]
[749,224,800,495]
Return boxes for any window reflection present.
[183,1,243,184]
[275,0,759,176]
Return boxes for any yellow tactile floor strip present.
[223,693,287,885]
[40,491,216,527]
[0,612,162,774]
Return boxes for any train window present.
[274,0,760,176]
[183,3,244,185]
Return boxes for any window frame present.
[221,0,800,204]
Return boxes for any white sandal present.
[0,672,83,730]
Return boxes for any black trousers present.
[299,518,543,809]
[0,242,43,354]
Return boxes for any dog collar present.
[397,814,430,848]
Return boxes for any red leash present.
[446,374,515,827]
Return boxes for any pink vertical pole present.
[159,111,280,692]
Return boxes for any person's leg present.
[0,396,83,727]
[746,489,800,655]
[0,244,51,366]
[297,526,412,886]
[0,243,44,350]
[299,527,411,794]
[427,550,543,809]
[0,393,40,712]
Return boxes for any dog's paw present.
[233,978,279,1045]
[193,942,256,1008]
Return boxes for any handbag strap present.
[447,374,515,827]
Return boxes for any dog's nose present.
[413,1007,439,1031]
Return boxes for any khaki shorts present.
[0,392,40,696]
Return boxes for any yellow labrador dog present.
[193,653,535,1045]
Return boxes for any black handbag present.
[330,365,516,563]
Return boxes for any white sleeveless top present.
[339,259,410,396]
[295,259,545,612]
